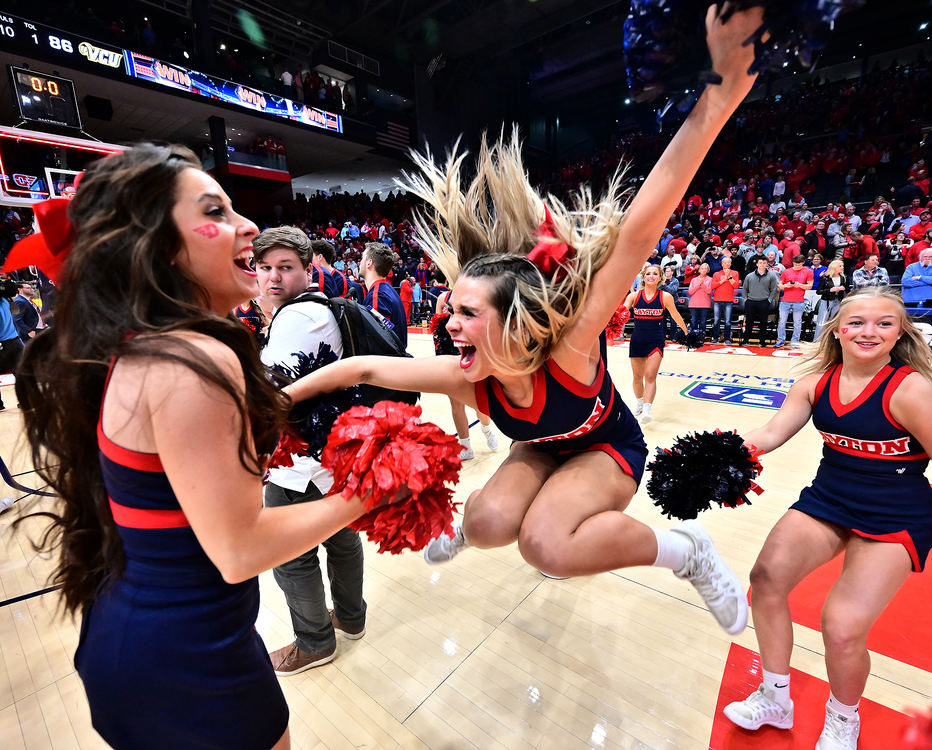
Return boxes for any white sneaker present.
[723,685,794,730]
[640,405,652,424]
[481,425,499,451]
[672,520,748,635]
[424,524,469,565]
[459,445,475,461]
[816,705,860,750]
[632,400,644,417]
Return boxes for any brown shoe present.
[268,641,335,675]
[330,610,366,640]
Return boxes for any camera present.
[0,278,19,299]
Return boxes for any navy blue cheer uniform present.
[474,338,648,483]
[793,360,932,571]
[75,362,289,749]
[628,289,667,358]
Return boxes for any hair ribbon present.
[2,175,82,284]
[526,204,574,281]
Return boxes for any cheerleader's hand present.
[705,3,764,103]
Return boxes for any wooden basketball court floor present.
[0,333,929,749]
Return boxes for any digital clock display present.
[9,66,82,129]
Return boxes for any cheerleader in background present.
[624,264,688,423]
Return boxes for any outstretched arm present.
[283,353,474,406]
[742,373,818,454]
[565,5,762,349]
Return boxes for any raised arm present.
[566,5,762,347]
[742,373,818,454]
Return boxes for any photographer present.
[0,276,25,410]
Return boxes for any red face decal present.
[193,224,220,238]
[840,327,849,334]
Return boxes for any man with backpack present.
[360,242,407,348]
[254,226,367,676]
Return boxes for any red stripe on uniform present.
[109,497,189,529]
[97,423,164,472]
[545,357,604,397]
[829,364,892,417]
[582,442,634,478]
[881,365,915,431]
[851,527,922,572]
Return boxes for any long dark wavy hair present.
[14,144,288,616]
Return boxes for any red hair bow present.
[526,204,574,281]
[2,194,77,284]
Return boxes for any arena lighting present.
[920,22,928,30]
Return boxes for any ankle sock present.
[459,438,472,450]
[827,692,859,718]
[651,528,693,570]
[762,669,791,709]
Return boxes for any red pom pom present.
[267,430,311,471]
[321,401,463,553]
[428,312,448,335]
[605,304,630,340]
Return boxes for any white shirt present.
[261,295,343,493]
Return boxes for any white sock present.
[459,438,472,450]
[651,528,693,570]
[762,669,791,709]
[827,692,859,717]
[636,397,644,408]
[480,424,493,435]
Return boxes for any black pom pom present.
[673,328,705,350]
[268,343,366,459]
[646,430,762,520]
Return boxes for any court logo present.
[680,381,787,410]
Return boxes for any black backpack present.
[271,291,419,406]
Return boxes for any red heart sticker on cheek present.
[840,327,849,334]
[193,224,220,238]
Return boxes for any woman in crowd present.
[683,253,701,285]
[814,258,849,340]
[883,231,911,279]
[287,4,765,636]
[12,145,404,750]
[624,264,688,423]
[687,262,713,341]
[724,288,932,750]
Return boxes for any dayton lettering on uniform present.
[819,430,911,456]
[633,308,664,317]
[193,224,219,238]
[529,397,607,443]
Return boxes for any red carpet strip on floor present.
[709,643,909,749]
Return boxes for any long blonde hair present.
[397,128,628,374]
[805,287,932,380]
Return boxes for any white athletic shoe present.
[459,445,475,461]
[481,425,499,451]
[672,520,748,635]
[632,400,644,417]
[816,705,860,750]
[424,524,469,565]
[723,685,794,730]
[640,405,653,423]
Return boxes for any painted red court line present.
[710,643,910,749]
[785,555,932,673]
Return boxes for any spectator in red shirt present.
[776,255,813,347]
[711,257,740,344]
[908,210,931,242]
